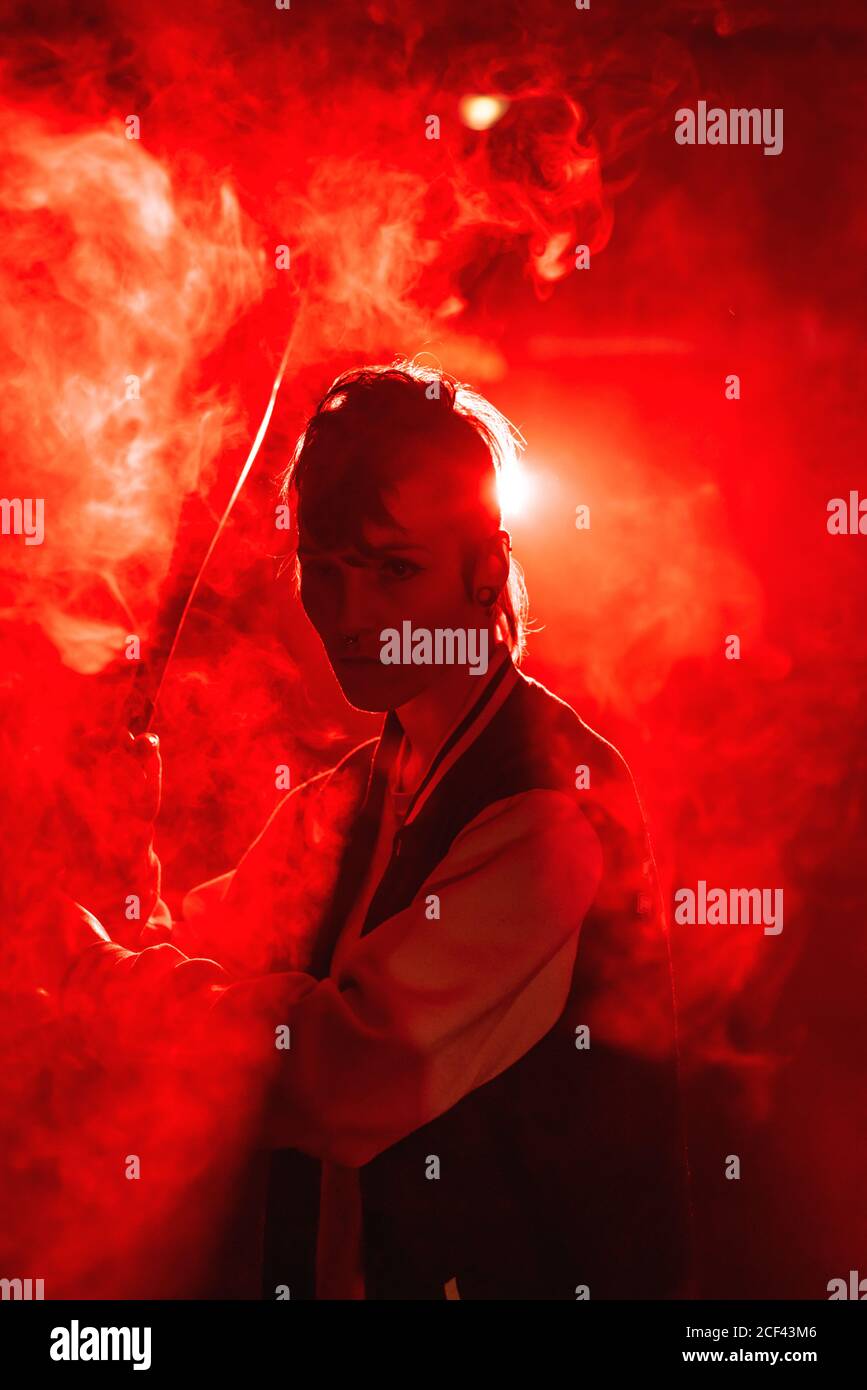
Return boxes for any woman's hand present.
[24,892,113,1002]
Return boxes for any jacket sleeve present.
[62,790,603,1167]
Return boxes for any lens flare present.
[497,456,533,519]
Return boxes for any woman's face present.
[298,469,494,712]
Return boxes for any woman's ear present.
[472,530,511,604]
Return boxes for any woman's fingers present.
[126,731,162,821]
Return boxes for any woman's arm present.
[62,790,603,1166]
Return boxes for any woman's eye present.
[300,561,342,596]
[381,558,418,580]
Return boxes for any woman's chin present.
[331,660,431,712]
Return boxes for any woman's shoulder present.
[469,669,636,799]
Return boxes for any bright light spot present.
[459,94,510,131]
[497,457,533,520]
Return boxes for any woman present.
[52,361,692,1300]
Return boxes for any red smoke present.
[1,0,865,1300]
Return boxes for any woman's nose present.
[335,567,373,638]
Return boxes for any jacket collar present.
[366,643,519,828]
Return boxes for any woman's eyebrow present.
[298,541,431,558]
[361,541,431,556]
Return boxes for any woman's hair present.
[279,358,530,662]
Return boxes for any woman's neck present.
[393,641,508,790]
